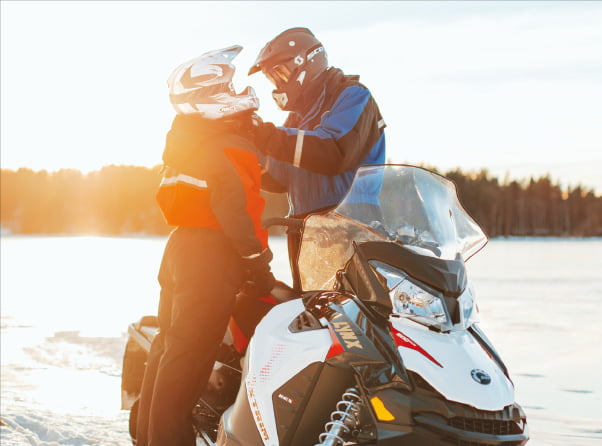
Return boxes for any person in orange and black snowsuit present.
[135,46,274,446]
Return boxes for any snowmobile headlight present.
[370,261,452,332]
[458,283,480,329]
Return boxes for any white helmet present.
[168,45,259,119]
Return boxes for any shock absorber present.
[315,387,362,446]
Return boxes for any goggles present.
[264,63,294,88]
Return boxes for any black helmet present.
[249,27,328,111]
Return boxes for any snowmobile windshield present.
[298,165,487,291]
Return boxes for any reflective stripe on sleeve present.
[293,130,305,167]
[261,157,270,174]
[160,173,208,189]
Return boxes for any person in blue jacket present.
[248,27,387,289]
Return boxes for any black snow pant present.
[136,226,243,446]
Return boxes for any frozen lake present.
[1,235,601,445]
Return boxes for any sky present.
[1,1,601,192]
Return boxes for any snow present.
[1,236,601,445]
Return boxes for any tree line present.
[1,165,600,237]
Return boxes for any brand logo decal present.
[294,55,304,65]
[219,104,242,114]
[471,369,492,385]
[390,325,443,368]
[277,393,294,404]
[307,46,324,61]
[332,321,363,349]
[247,386,270,440]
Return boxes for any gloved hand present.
[241,247,276,298]
[249,112,275,155]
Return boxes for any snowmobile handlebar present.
[262,217,304,230]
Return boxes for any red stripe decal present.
[229,319,249,354]
[390,324,443,368]
[326,326,345,358]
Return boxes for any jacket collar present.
[292,68,351,115]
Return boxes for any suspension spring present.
[315,387,362,446]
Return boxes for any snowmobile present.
[121,165,529,445]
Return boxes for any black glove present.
[241,248,276,298]
[249,113,275,155]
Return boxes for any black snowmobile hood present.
[354,241,468,298]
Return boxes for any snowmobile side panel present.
[244,299,331,445]
[284,363,355,445]
[218,376,265,445]
[270,361,323,444]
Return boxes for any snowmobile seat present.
[127,316,159,352]
[269,280,302,303]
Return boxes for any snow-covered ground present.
[1,236,601,445]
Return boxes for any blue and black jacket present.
[256,68,386,217]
